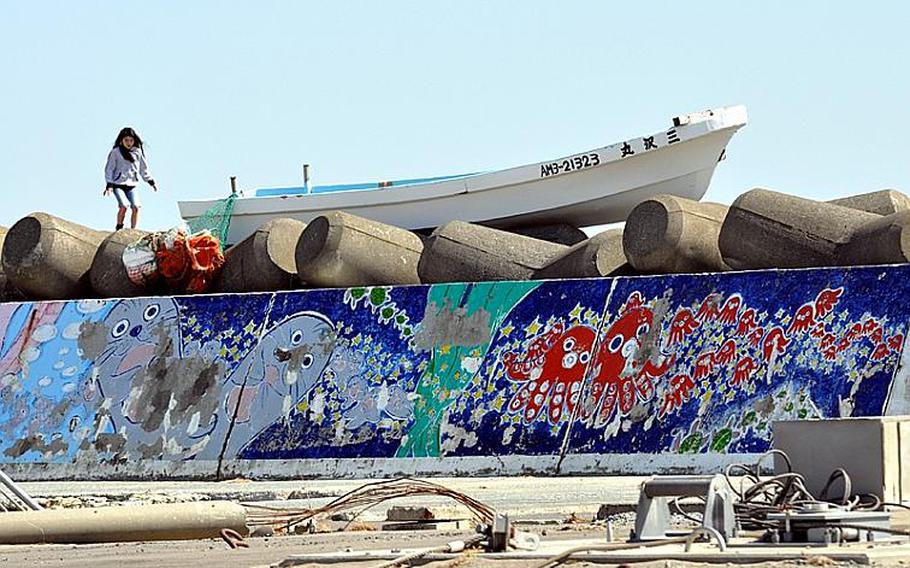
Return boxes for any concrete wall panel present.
[0,264,908,480]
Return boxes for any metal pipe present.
[303,164,310,194]
[230,176,238,195]
[0,501,248,544]
[0,469,41,511]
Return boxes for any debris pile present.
[2,188,909,301]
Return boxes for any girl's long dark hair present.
[113,127,144,162]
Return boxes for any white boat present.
[179,105,747,245]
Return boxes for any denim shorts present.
[112,185,141,208]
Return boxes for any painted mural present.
[0,265,908,472]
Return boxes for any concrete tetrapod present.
[0,227,24,302]
[89,229,153,298]
[215,218,307,292]
[296,211,423,287]
[839,210,910,265]
[719,189,878,270]
[829,189,910,216]
[505,223,588,246]
[535,228,630,279]
[0,501,248,544]
[419,221,568,283]
[2,213,108,300]
[623,195,730,273]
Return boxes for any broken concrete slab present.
[214,218,307,293]
[719,188,878,269]
[623,195,730,273]
[503,223,588,246]
[419,221,568,283]
[535,229,630,279]
[840,210,910,265]
[829,189,910,216]
[2,213,108,300]
[296,211,423,287]
[89,229,154,298]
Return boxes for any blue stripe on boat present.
[255,172,484,197]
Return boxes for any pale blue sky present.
[1,2,908,232]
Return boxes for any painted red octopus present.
[584,292,673,427]
[504,323,596,424]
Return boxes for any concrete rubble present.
[2,187,910,299]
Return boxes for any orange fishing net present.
[156,231,225,294]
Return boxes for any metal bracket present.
[632,475,736,541]
[489,514,511,552]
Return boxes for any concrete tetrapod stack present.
[2,213,108,300]
[535,228,630,279]
[215,218,307,293]
[419,221,568,283]
[829,189,910,216]
[839,210,910,266]
[296,211,423,287]
[623,195,730,274]
[89,229,153,298]
[718,189,879,270]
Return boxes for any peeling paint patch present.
[413,301,491,351]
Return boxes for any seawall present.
[2,264,909,480]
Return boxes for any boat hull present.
[179,106,746,244]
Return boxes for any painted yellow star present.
[526,317,542,336]
[500,323,515,337]
[439,344,452,354]
[569,304,584,320]
[492,395,505,411]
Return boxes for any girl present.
[103,127,158,229]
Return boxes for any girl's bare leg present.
[130,206,140,229]
[117,207,127,228]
